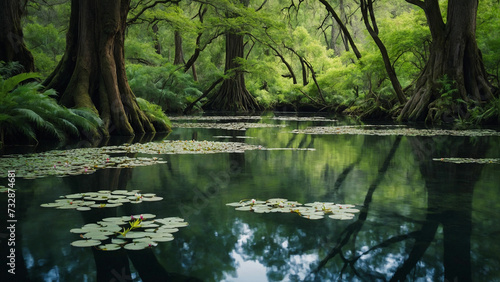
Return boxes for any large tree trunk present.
[399,0,495,122]
[203,0,260,112]
[173,30,185,65]
[44,0,165,136]
[0,0,34,72]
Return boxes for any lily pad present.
[329,214,355,220]
[124,242,150,251]
[111,238,128,245]
[149,236,174,242]
[71,240,101,247]
[303,215,324,220]
[156,228,179,233]
[82,233,109,241]
[40,203,64,208]
[235,206,253,211]
[70,228,89,234]
[102,217,127,223]
[142,196,163,202]
[98,244,121,251]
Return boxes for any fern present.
[0,72,41,94]
[0,61,25,78]
[0,63,103,146]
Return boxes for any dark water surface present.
[2,116,500,281]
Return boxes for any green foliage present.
[19,0,500,123]
[125,31,165,66]
[455,97,500,126]
[477,0,500,87]
[0,62,102,145]
[24,23,65,76]
[0,62,25,77]
[426,75,458,123]
[377,5,430,85]
[127,63,202,113]
[25,1,69,76]
[136,97,172,131]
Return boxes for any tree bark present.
[44,0,167,136]
[0,0,34,72]
[399,0,495,121]
[203,0,260,112]
[152,23,162,55]
[173,30,185,65]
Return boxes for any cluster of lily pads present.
[40,190,162,211]
[433,158,500,164]
[226,198,360,220]
[292,125,500,137]
[125,140,260,154]
[0,140,265,179]
[69,214,188,251]
[172,122,286,131]
[169,115,334,122]
[0,149,166,179]
[169,116,262,121]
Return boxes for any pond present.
[1,114,500,281]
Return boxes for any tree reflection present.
[304,135,487,281]
[391,136,487,282]
[307,135,403,280]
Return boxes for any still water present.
[1,116,500,281]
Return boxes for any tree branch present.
[318,0,362,59]
[405,0,425,9]
[255,0,267,12]
[183,77,223,114]
[127,0,179,25]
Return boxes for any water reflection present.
[393,136,485,282]
[3,122,500,281]
[305,135,488,281]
